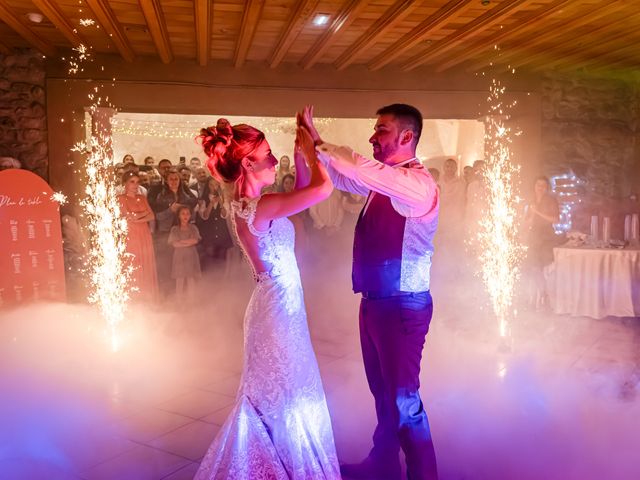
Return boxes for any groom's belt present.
[361,290,425,300]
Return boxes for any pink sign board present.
[0,169,66,307]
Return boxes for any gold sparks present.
[50,191,68,205]
[73,132,131,352]
[65,31,128,351]
[68,44,90,75]
[478,78,525,339]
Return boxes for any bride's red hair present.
[197,119,265,184]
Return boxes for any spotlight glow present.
[312,14,330,26]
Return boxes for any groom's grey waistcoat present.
[352,191,437,294]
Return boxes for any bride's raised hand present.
[300,105,322,145]
[296,125,317,164]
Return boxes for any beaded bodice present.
[230,196,299,282]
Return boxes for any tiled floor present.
[1,264,639,479]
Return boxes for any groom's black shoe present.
[340,456,402,480]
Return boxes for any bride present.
[194,110,341,479]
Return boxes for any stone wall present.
[0,49,48,179]
[541,72,639,196]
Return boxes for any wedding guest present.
[114,162,125,182]
[437,159,465,256]
[189,157,202,169]
[138,170,150,190]
[179,164,199,198]
[280,172,295,193]
[523,176,560,310]
[154,169,197,295]
[148,167,162,187]
[192,166,209,196]
[276,154,293,187]
[463,165,474,185]
[169,205,201,297]
[144,156,155,166]
[116,163,147,196]
[148,158,172,211]
[439,159,465,221]
[465,160,488,232]
[122,154,135,165]
[196,177,233,267]
[118,171,158,301]
[178,164,192,187]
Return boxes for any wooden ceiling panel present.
[0,0,635,73]
[401,0,540,72]
[465,0,628,72]
[84,0,136,61]
[268,0,320,67]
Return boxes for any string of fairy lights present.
[111,116,336,140]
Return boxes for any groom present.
[300,104,439,479]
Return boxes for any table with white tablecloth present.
[547,246,640,319]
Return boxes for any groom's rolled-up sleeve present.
[316,142,438,218]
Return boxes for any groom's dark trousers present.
[359,290,438,480]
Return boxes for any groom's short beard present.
[374,135,401,163]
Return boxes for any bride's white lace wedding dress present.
[195,197,340,480]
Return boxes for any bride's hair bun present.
[197,119,265,184]
[199,119,231,158]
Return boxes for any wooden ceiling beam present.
[529,44,640,74]
[523,17,640,72]
[85,0,135,62]
[138,0,173,63]
[434,0,573,73]
[466,0,626,72]
[269,0,319,68]
[587,49,640,72]
[368,0,470,71]
[194,0,210,66]
[402,0,536,72]
[0,0,56,56]
[541,40,640,73]
[335,0,420,71]
[300,0,368,70]
[234,0,266,68]
[32,0,85,47]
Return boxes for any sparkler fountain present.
[73,110,131,352]
[477,78,526,345]
[66,39,131,352]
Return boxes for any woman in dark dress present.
[151,168,197,295]
[196,177,233,268]
[524,176,560,310]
